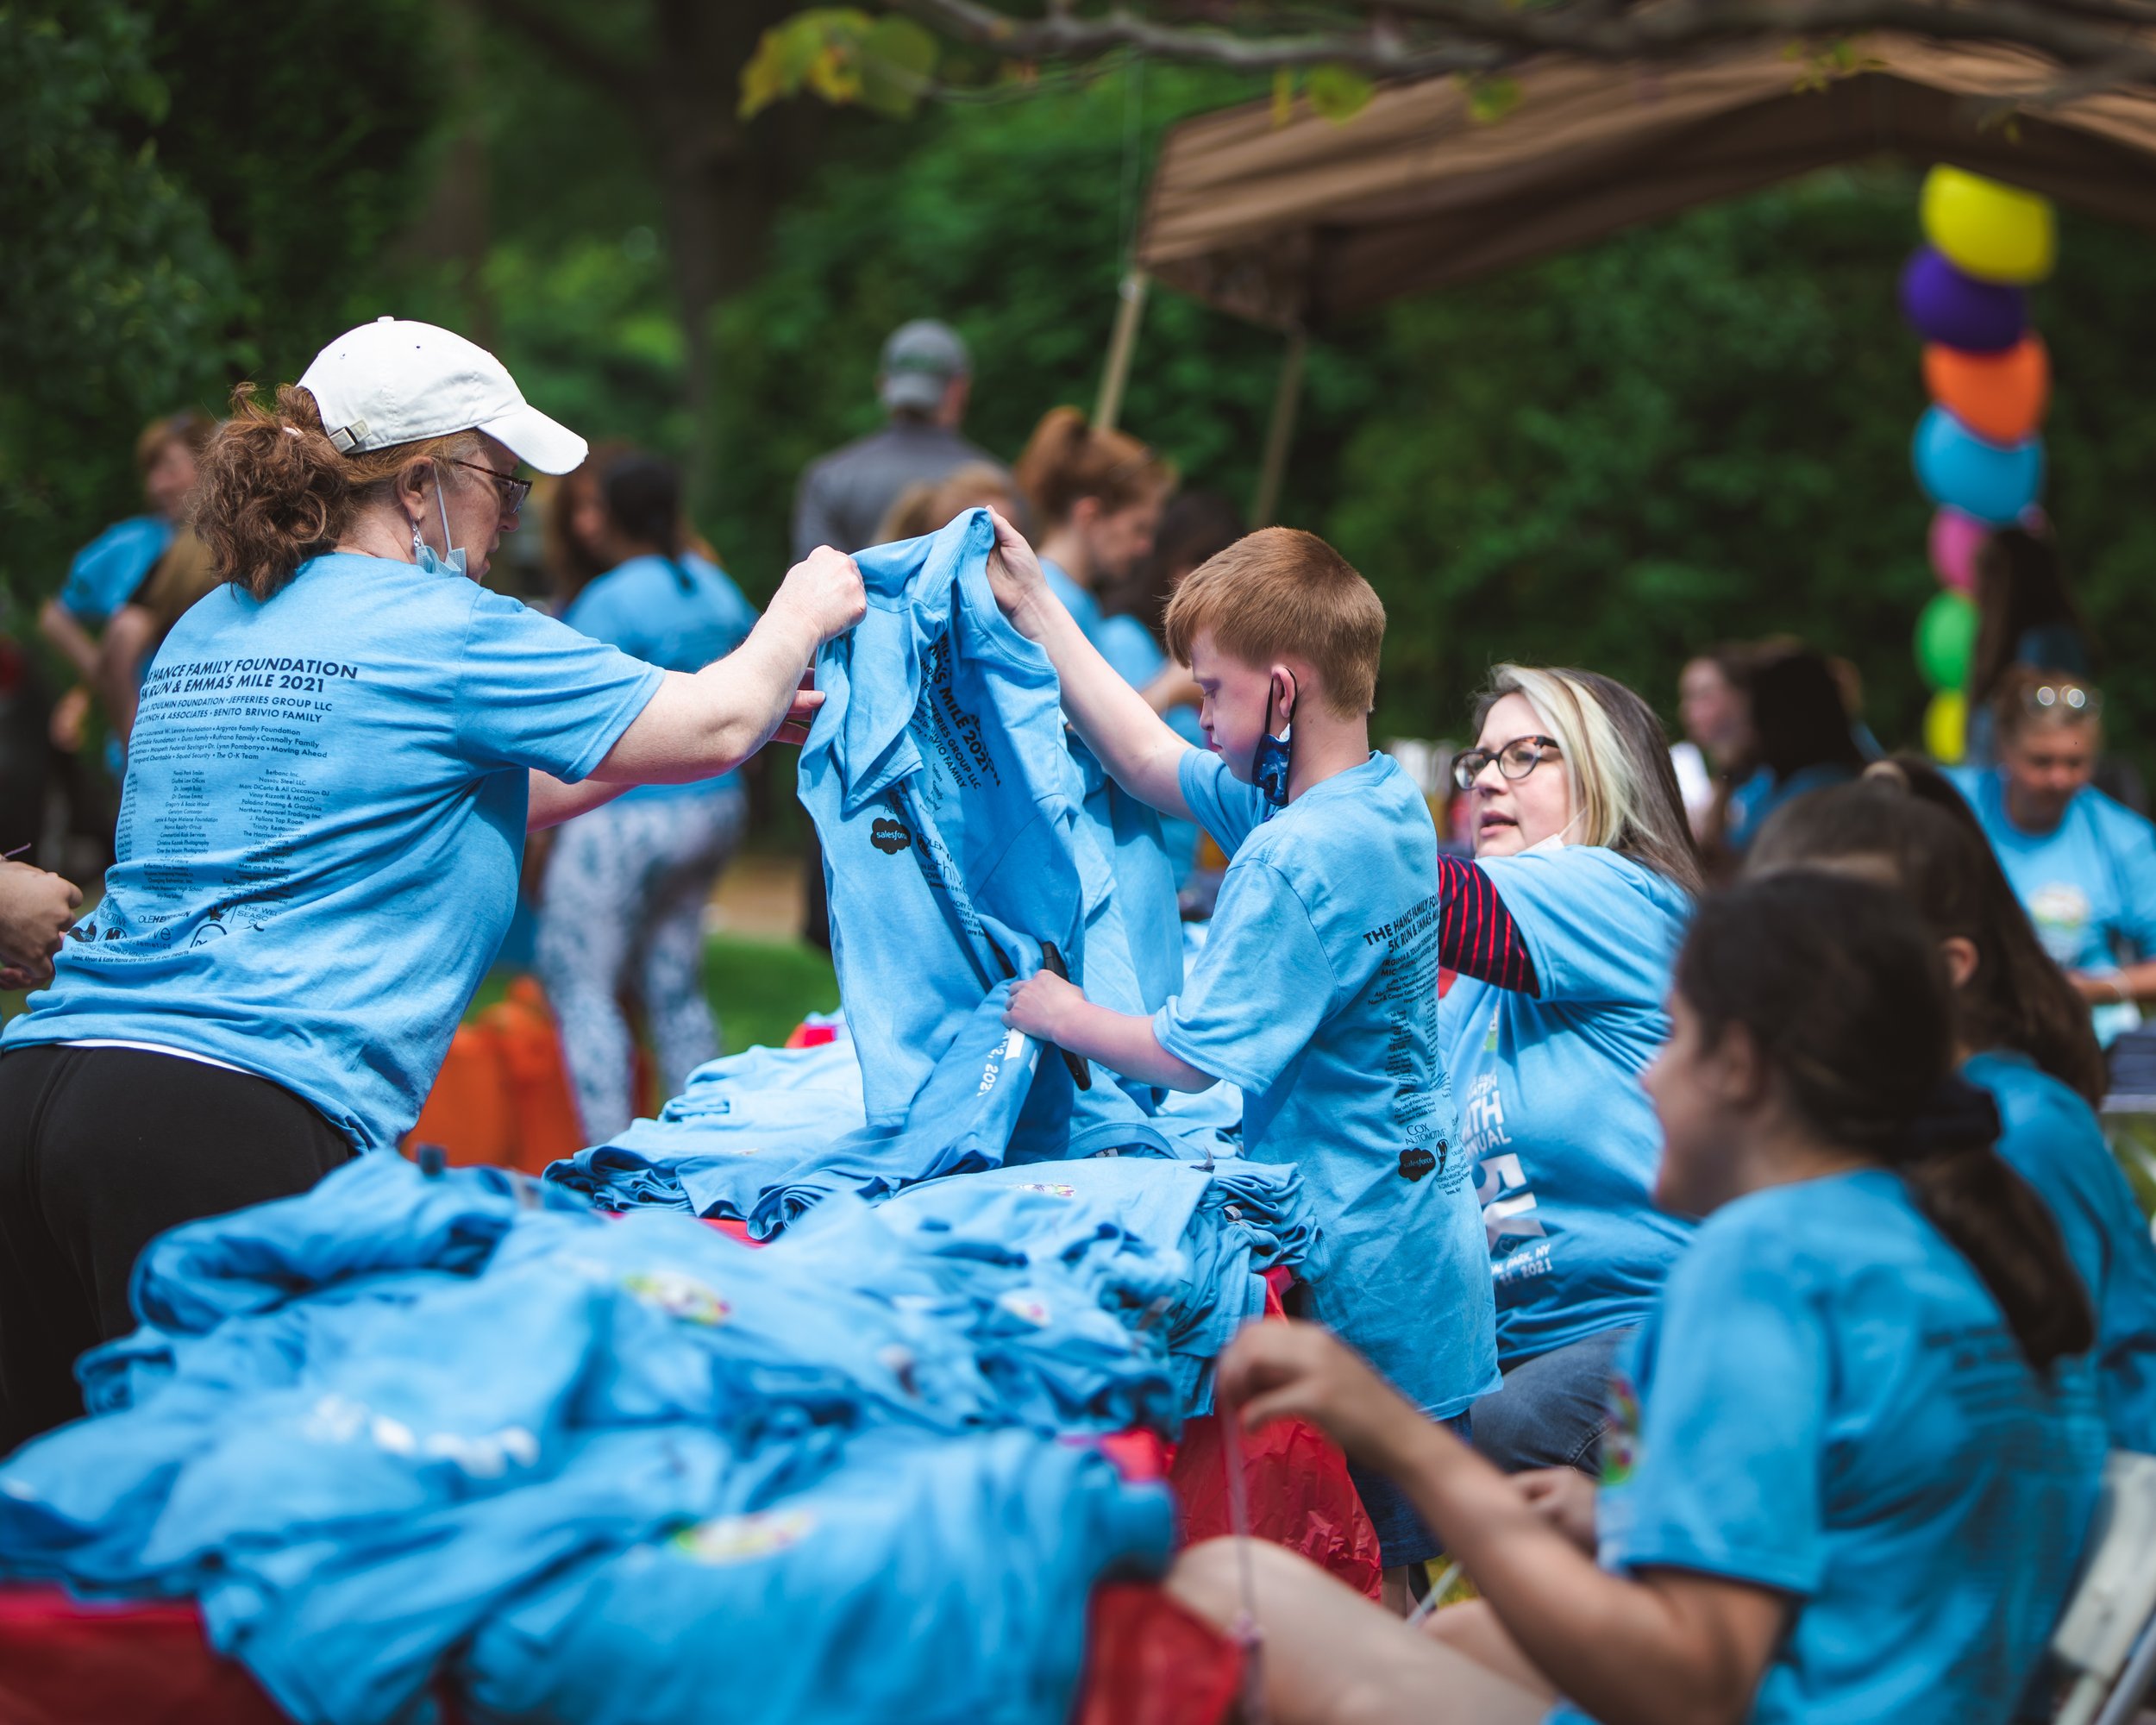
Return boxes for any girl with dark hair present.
[1436,666,1699,1480]
[1748,768,2156,1448]
[1163,871,2104,1725]
[1720,647,1866,852]
[536,453,762,1141]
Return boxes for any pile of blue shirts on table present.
[0,1154,1180,1725]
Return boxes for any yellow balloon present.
[1921,166,2056,285]
[1925,690,1969,763]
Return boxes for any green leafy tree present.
[0,0,235,619]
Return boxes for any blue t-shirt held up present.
[1442,846,1694,1366]
[1967,1050,2156,1452]
[1570,1169,2104,1725]
[561,550,758,800]
[3,552,662,1151]
[1155,748,1498,1419]
[57,515,173,626]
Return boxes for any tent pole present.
[1250,326,1307,527]
[1094,269,1150,432]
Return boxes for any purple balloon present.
[1900,249,2027,354]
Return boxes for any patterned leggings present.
[535,786,747,1143]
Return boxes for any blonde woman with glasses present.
[1430,665,1703,1481]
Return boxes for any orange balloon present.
[1923,335,2050,445]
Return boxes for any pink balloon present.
[1928,506,1987,593]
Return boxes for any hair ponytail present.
[1678,873,2094,1373]
[1013,405,1173,531]
[194,381,483,600]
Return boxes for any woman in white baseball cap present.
[0,318,863,1445]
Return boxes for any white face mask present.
[411,474,467,579]
[1520,809,1586,857]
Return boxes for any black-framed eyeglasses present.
[443,457,530,515]
[2021,681,2100,718]
[1453,734,1562,791]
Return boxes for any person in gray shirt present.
[792,320,1007,559]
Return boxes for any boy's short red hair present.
[1163,526,1384,718]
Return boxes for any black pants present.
[0,1044,351,1451]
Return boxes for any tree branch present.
[887,0,2156,94]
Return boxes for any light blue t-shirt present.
[1442,847,1694,1366]
[1040,557,1104,644]
[1094,612,1203,885]
[1155,748,1498,1418]
[561,550,756,800]
[1967,1050,2156,1452]
[57,515,173,625]
[2,552,663,1151]
[1573,1169,2104,1725]
[1949,767,2156,1044]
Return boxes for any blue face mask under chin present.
[1249,673,1295,813]
[411,478,468,579]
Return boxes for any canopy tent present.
[1108,35,2156,518]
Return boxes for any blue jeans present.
[1470,1327,1634,1476]
[1347,1412,1470,1569]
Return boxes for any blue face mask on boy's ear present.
[1250,671,1296,813]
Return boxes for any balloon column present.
[1902,165,2057,761]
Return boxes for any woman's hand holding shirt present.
[531,546,865,827]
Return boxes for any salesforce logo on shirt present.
[669,1508,818,1565]
[871,813,912,855]
[624,1269,731,1327]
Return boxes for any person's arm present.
[95,603,161,741]
[582,549,861,788]
[1219,1323,1789,1725]
[36,598,101,684]
[982,510,1194,823]
[1000,968,1216,1091]
[2070,962,2156,1008]
[1434,854,1540,994]
[0,862,84,990]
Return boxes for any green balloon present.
[1915,591,1978,693]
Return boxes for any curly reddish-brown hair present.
[194,382,482,599]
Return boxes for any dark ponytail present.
[1677,873,2094,1373]
[1747,762,2107,1107]
[600,453,689,591]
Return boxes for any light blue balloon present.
[1912,405,2043,525]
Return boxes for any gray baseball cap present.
[879,319,970,412]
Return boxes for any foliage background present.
[7,2,2153,774]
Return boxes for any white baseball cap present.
[297,316,587,474]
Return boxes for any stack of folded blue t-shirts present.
[545,1030,868,1220]
[881,1152,1323,1414]
[0,1154,1175,1725]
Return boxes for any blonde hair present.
[874,462,1018,545]
[1163,527,1383,718]
[1476,664,1702,893]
